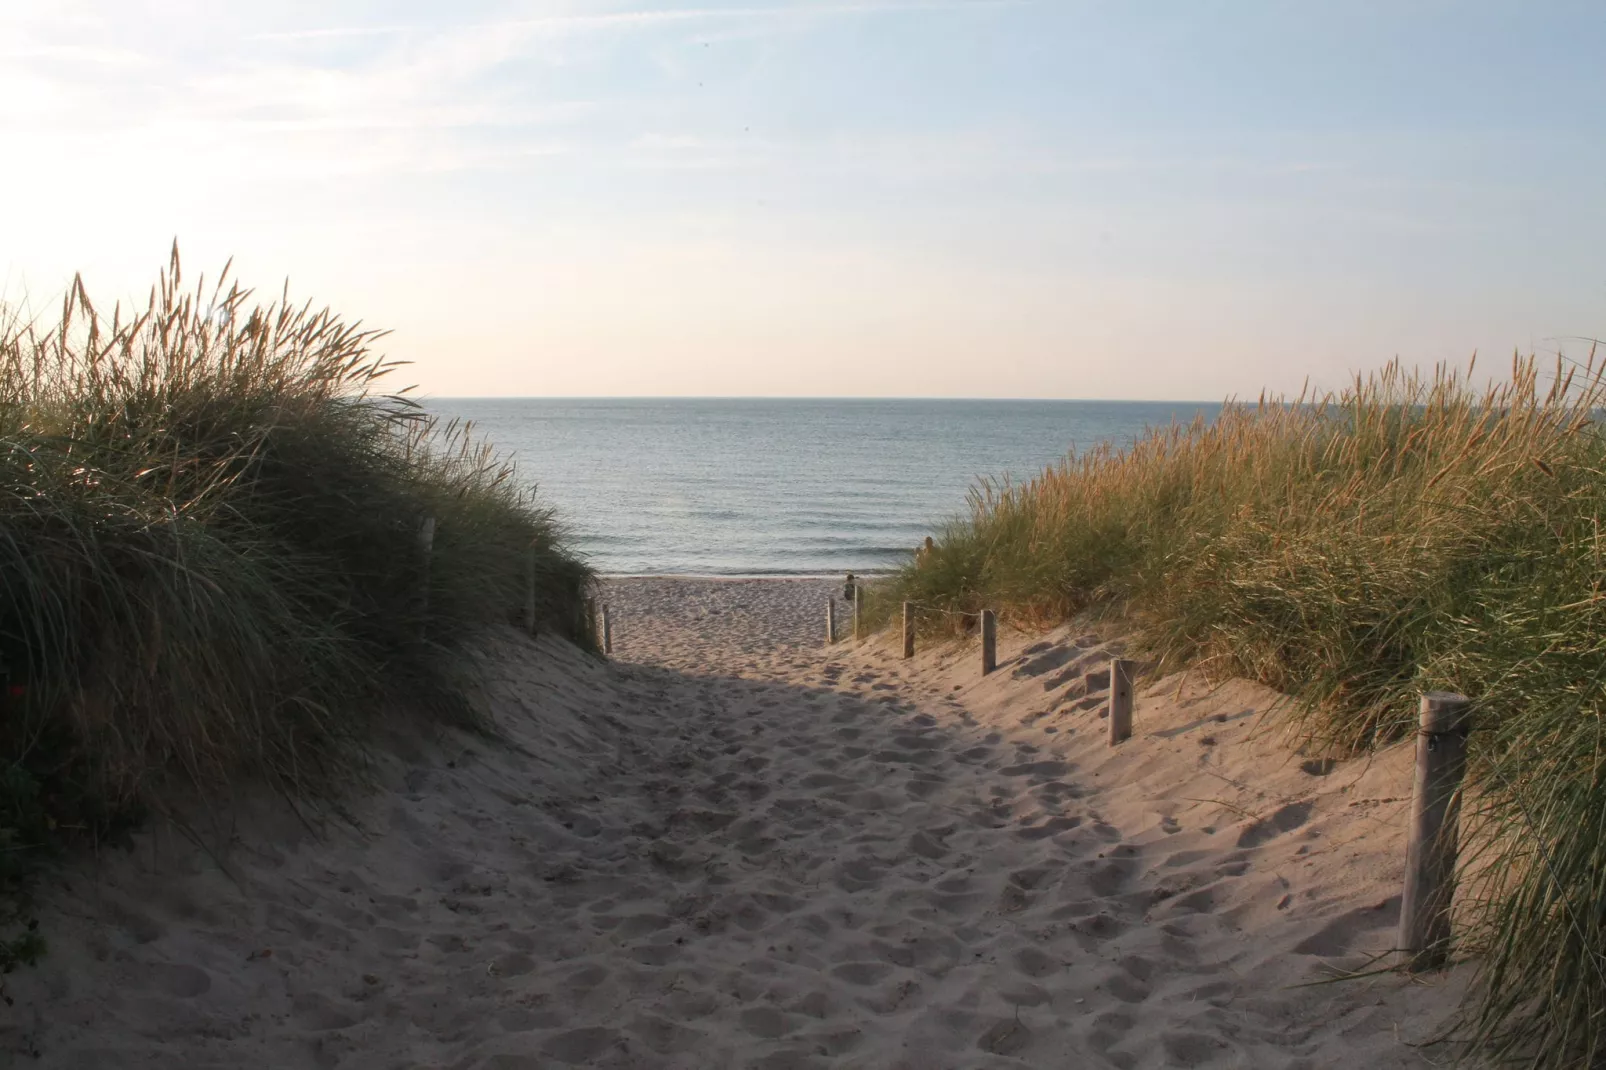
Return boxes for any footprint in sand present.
[832,961,894,985]
[1236,800,1314,848]
[1001,759,1069,780]
[1013,946,1061,979]
[143,962,211,998]
[540,1026,624,1065]
[977,1017,1033,1056]
[1291,897,1399,956]
[908,826,954,860]
[739,1006,798,1039]
[1016,814,1082,841]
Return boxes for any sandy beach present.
[2,578,1468,1068]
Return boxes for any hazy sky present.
[2,2,1603,399]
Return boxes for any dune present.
[1,577,1465,1068]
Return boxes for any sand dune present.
[2,578,1466,1068]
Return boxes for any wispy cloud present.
[255,2,1028,42]
[0,0,1034,185]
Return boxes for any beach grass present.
[0,249,593,967]
[880,353,1606,1065]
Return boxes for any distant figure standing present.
[915,535,936,567]
[842,572,857,602]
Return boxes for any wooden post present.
[522,548,537,636]
[826,600,836,645]
[1109,658,1135,744]
[902,602,915,659]
[1399,691,1472,972]
[853,585,863,641]
[601,605,613,655]
[416,515,436,641]
[583,596,596,647]
[980,609,997,674]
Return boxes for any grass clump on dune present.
[885,353,1606,1065]
[0,248,593,969]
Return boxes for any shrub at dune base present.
[0,250,593,969]
[885,353,1606,1066]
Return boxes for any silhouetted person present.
[842,572,857,602]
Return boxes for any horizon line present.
[418,394,1227,404]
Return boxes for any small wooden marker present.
[1399,691,1471,972]
[980,609,997,674]
[826,600,836,645]
[902,601,915,659]
[601,605,613,655]
[853,585,863,641]
[522,548,538,636]
[1108,658,1135,744]
[583,596,596,647]
[416,515,436,641]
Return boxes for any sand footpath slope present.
[2,578,1466,1068]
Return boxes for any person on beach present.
[842,572,857,602]
[915,535,936,567]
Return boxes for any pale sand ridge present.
[2,577,1466,1068]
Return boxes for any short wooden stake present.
[601,605,613,655]
[522,548,538,636]
[826,600,836,645]
[980,609,997,674]
[1399,691,1472,972]
[583,596,596,647]
[853,585,863,641]
[902,601,915,659]
[415,515,436,642]
[1109,658,1135,744]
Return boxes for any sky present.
[1,1,1603,400]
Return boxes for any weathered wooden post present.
[601,605,613,655]
[523,547,538,637]
[980,609,997,674]
[583,596,596,647]
[416,515,436,641]
[1399,691,1472,971]
[853,585,863,641]
[826,600,836,645]
[902,602,915,659]
[1109,658,1135,744]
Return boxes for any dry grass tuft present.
[0,247,593,968]
[885,353,1606,1065]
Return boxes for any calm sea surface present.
[428,399,1220,576]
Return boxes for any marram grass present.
[883,354,1606,1065]
[0,249,593,970]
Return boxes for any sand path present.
[3,578,1465,1068]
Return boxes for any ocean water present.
[429,399,1220,576]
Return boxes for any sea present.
[428,399,1221,576]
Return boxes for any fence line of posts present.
[423,535,1475,973]
[1399,691,1470,971]
[413,514,612,656]
[422,532,1476,980]
[830,597,1001,675]
[828,592,1473,973]
[415,515,436,642]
